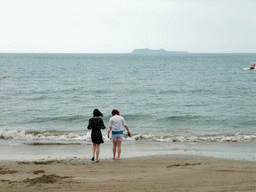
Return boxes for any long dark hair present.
[93,109,103,117]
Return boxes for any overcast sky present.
[1,0,256,53]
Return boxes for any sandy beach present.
[1,155,256,192]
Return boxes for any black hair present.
[93,109,103,117]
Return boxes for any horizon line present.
[1,52,256,54]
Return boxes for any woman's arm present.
[100,119,106,129]
[122,118,131,136]
[107,118,113,138]
[107,126,112,138]
[124,125,131,136]
[87,119,92,130]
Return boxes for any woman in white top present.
[108,109,131,160]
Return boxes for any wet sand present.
[1,155,256,192]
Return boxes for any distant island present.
[131,48,189,54]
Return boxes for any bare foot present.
[117,157,120,160]
[96,159,100,162]
[113,157,115,160]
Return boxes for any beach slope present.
[0,155,256,192]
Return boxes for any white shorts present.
[112,134,123,141]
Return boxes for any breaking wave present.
[1,129,256,144]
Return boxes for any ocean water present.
[0,53,256,149]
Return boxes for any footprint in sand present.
[166,162,201,168]
[33,170,46,175]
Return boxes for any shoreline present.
[1,141,256,162]
[1,154,256,192]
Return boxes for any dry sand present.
[0,155,256,192]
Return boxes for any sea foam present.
[0,129,255,144]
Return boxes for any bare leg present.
[112,141,117,159]
[117,141,122,160]
[92,143,96,160]
[96,144,100,162]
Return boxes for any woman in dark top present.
[87,109,106,162]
